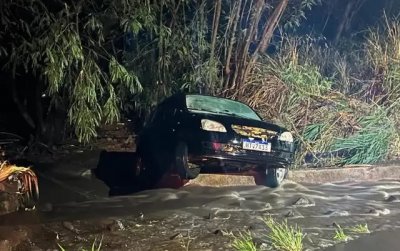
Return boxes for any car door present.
[156,102,180,159]
[141,101,178,167]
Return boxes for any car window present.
[185,95,261,121]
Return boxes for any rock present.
[368,208,390,216]
[115,219,125,230]
[386,195,398,202]
[62,221,78,233]
[292,197,314,207]
[285,210,295,217]
[169,233,183,240]
[104,219,125,232]
[203,212,212,220]
[212,229,223,236]
[284,209,303,218]
[264,203,272,210]
[98,219,115,229]
[106,224,119,232]
[324,210,349,217]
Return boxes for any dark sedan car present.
[135,93,295,188]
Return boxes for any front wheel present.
[174,142,200,180]
[264,167,288,188]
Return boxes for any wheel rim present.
[275,168,286,183]
[176,143,188,166]
[135,156,143,176]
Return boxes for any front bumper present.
[189,141,294,172]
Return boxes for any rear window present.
[185,95,261,121]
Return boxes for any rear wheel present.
[265,167,287,188]
[134,153,145,177]
[174,142,200,180]
[135,145,163,188]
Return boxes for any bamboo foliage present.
[0,0,320,142]
[0,0,145,142]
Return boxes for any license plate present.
[242,140,271,152]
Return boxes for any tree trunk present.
[223,1,242,91]
[257,0,289,53]
[231,0,264,93]
[209,0,222,91]
[210,0,222,61]
[334,0,366,45]
[240,0,289,97]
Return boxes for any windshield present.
[185,95,261,121]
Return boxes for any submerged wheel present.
[135,154,144,177]
[135,144,147,177]
[265,167,287,188]
[174,142,200,180]
[135,145,162,188]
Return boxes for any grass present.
[238,18,400,168]
[348,224,370,234]
[231,231,257,251]
[330,108,396,165]
[264,217,304,251]
[333,223,370,243]
[231,217,304,251]
[333,225,349,242]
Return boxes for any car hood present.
[188,111,286,133]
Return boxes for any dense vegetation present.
[1,0,399,166]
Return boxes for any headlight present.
[279,131,293,143]
[201,119,227,132]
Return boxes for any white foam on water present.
[161,192,179,201]
[230,192,246,201]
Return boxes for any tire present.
[134,153,145,177]
[135,144,146,177]
[265,167,287,188]
[135,145,162,188]
[174,141,200,180]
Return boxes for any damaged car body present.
[135,93,295,188]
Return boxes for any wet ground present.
[1,150,400,250]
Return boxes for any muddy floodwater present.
[1,179,400,250]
